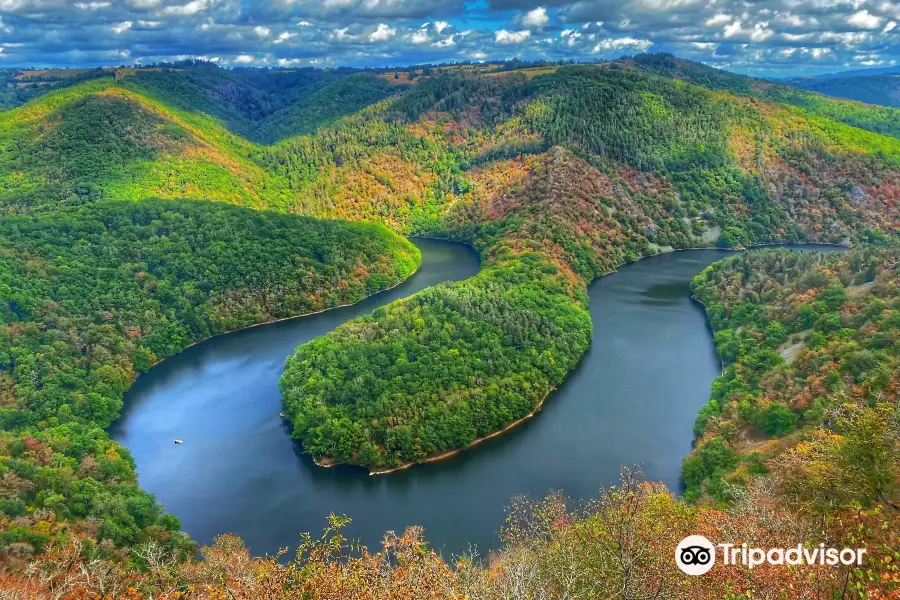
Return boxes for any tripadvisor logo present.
[675,535,716,576]
[675,535,868,576]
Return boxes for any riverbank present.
[363,386,557,476]
[132,265,420,385]
[304,384,562,476]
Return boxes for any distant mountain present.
[782,72,900,108]
[781,65,900,80]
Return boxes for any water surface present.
[112,244,837,558]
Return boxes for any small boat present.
[174,440,183,445]
[279,412,286,418]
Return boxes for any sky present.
[1,0,899,76]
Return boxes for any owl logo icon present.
[675,535,716,575]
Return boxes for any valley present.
[0,55,897,598]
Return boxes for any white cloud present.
[254,26,270,38]
[802,47,831,59]
[495,29,531,44]
[274,32,297,44]
[163,0,208,16]
[884,20,897,33]
[848,10,883,29]
[75,1,110,9]
[522,7,550,29]
[233,54,255,63]
[751,22,772,42]
[434,21,450,33]
[369,23,396,42]
[705,13,732,27]
[723,20,742,38]
[112,21,132,34]
[592,36,652,53]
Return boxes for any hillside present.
[122,66,399,143]
[689,247,899,505]
[0,79,296,214]
[279,62,900,470]
[626,53,900,140]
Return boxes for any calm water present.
[112,242,838,559]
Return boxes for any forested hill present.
[279,61,900,470]
[0,79,290,214]
[2,65,399,142]
[625,53,900,140]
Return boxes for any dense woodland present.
[688,247,899,499]
[0,56,897,597]
[0,199,418,564]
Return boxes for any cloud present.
[111,21,133,34]
[369,23,396,42]
[704,14,732,27]
[848,10,883,30]
[0,0,897,76]
[495,29,532,44]
[163,0,208,16]
[521,7,550,29]
[592,36,652,53]
[75,2,112,10]
[274,32,297,43]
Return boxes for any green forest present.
[0,199,417,554]
[0,56,897,598]
[688,247,899,504]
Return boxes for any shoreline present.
[372,387,556,475]
[131,264,421,384]
[306,387,557,476]
[305,238,847,475]
[690,294,726,376]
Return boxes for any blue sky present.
[1,0,899,76]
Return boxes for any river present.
[111,241,840,559]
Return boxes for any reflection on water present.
[112,244,840,558]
